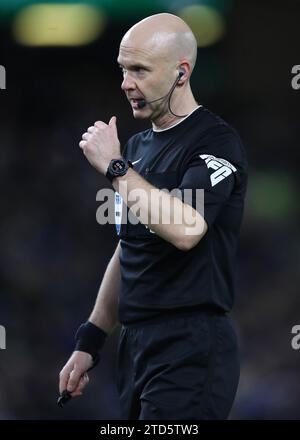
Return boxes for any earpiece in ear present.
[178,68,185,78]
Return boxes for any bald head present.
[118,13,199,126]
[120,13,197,73]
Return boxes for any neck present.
[152,85,199,130]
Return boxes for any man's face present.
[117,42,173,121]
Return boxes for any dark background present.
[0,0,299,419]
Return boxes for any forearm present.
[89,241,121,334]
[113,168,206,250]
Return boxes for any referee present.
[59,13,248,420]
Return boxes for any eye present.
[133,66,146,74]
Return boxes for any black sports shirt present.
[115,106,248,325]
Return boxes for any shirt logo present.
[132,157,142,165]
[200,154,237,187]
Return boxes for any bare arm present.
[89,240,121,334]
[113,169,207,251]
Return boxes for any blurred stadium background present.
[0,0,299,419]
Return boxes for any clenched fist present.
[79,116,122,174]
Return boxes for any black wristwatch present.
[105,158,133,183]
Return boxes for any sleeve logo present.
[199,154,237,187]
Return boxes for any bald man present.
[59,13,248,420]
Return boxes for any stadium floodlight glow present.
[249,172,297,223]
[12,3,106,46]
[177,4,226,48]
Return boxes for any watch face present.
[112,159,126,172]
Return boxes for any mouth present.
[129,97,144,109]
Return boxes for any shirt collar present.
[152,105,202,133]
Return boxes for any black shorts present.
[116,309,240,420]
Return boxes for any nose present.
[121,72,135,92]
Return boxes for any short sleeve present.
[177,129,244,228]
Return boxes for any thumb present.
[109,115,117,129]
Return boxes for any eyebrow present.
[117,61,151,70]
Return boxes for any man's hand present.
[79,116,122,174]
[59,350,93,398]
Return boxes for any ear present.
[179,67,185,77]
[177,61,191,83]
